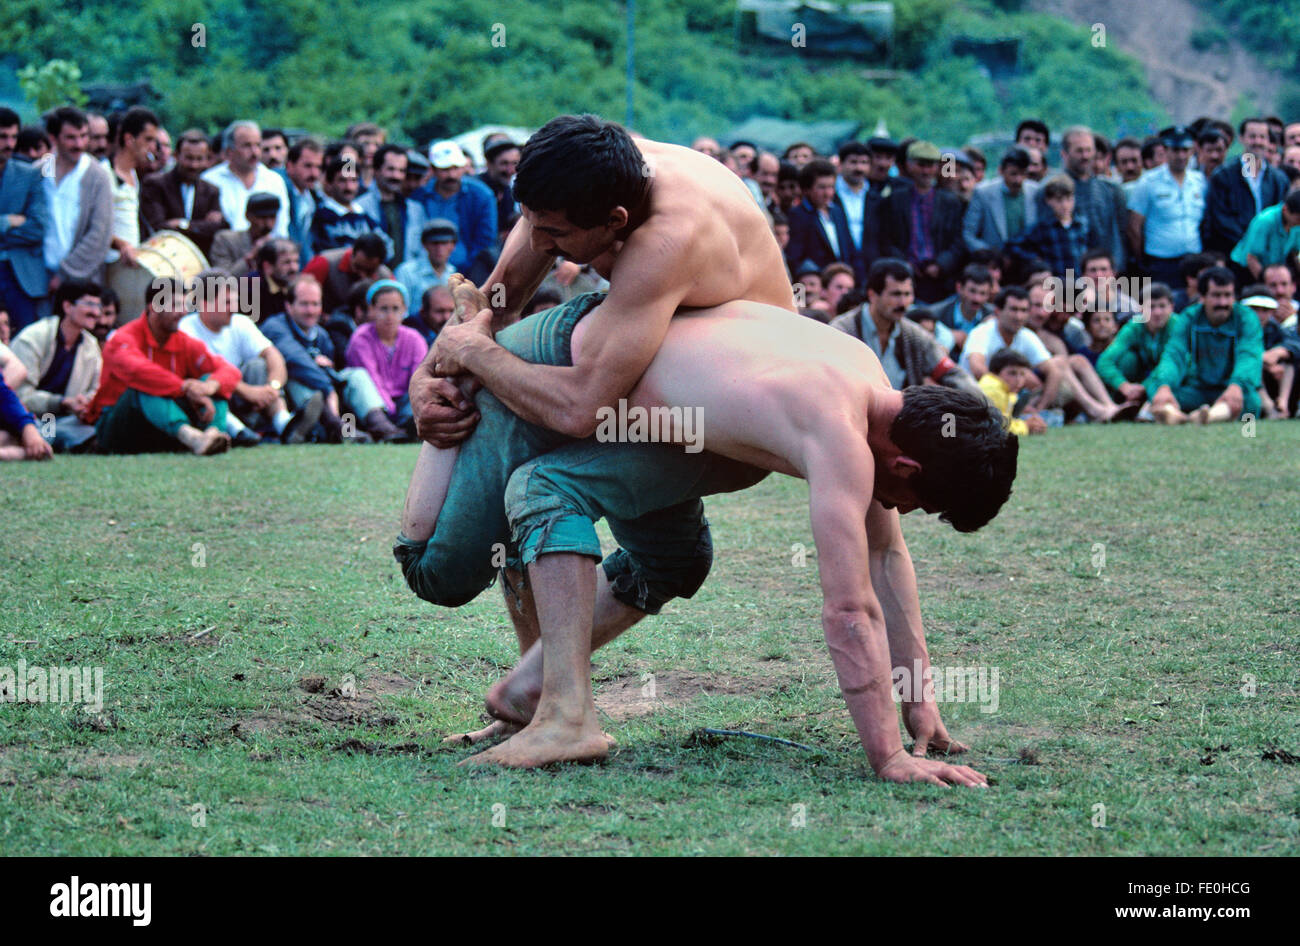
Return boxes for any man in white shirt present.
[41,107,113,303]
[201,121,291,239]
[179,269,319,444]
[106,107,159,271]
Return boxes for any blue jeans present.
[0,261,38,335]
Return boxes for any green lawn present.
[1,422,1298,855]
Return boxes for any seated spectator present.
[820,262,856,313]
[403,285,454,346]
[0,335,27,389]
[179,270,321,445]
[302,232,392,314]
[1076,307,1119,367]
[784,158,862,285]
[1078,249,1142,322]
[9,276,102,451]
[963,146,1038,254]
[1230,190,1300,280]
[1241,287,1300,417]
[259,274,404,443]
[1261,262,1300,326]
[0,374,52,460]
[1146,266,1264,424]
[85,277,241,455]
[1027,278,1131,415]
[979,350,1047,436]
[252,238,301,320]
[791,260,823,309]
[324,279,374,368]
[928,263,994,353]
[1006,174,1097,280]
[210,192,280,276]
[93,288,118,346]
[393,219,458,306]
[310,153,387,254]
[344,280,427,437]
[1172,251,1220,311]
[962,285,1127,422]
[828,258,981,398]
[139,128,228,257]
[521,287,563,318]
[1096,282,1177,410]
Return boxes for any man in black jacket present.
[876,141,965,303]
[1203,117,1291,262]
[784,158,863,284]
[138,130,228,256]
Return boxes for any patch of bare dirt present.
[594,670,760,722]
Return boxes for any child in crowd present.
[979,349,1048,435]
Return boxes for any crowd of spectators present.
[2,105,1298,460]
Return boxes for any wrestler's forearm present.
[480,225,554,327]
[823,609,907,770]
[462,337,592,435]
[870,547,933,685]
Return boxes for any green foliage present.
[17,59,87,111]
[1,0,1167,147]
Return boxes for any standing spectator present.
[260,129,288,170]
[87,276,240,455]
[1229,189,1300,280]
[310,153,386,254]
[963,146,1038,254]
[834,141,873,263]
[201,121,291,238]
[403,284,455,346]
[1146,267,1264,424]
[86,114,110,161]
[1195,127,1228,180]
[104,107,159,282]
[1015,120,1050,155]
[179,270,318,445]
[9,276,102,451]
[877,141,965,303]
[393,219,458,306]
[820,262,856,313]
[149,128,173,175]
[477,139,521,237]
[346,122,384,190]
[302,232,392,314]
[1008,175,1097,280]
[863,137,900,218]
[209,193,281,277]
[1141,137,1166,170]
[1037,126,1127,272]
[1127,126,1206,286]
[42,107,113,308]
[279,137,323,265]
[1024,146,1047,183]
[775,161,801,215]
[0,107,50,335]
[690,137,721,160]
[782,142,815,167]
[754,151,781,215]
[1113,138,1144,191]
[784,158,860,284]
[358,143,424,265]
[0,308,9,345]
[1203,117,1289,258]
[139,129,228,256]
[415,141,496,273]
[403,149,431,199]
[344,279,426,437]
[1093,134,1114,180]
[14,127,50,164]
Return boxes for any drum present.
[108,230,209,324]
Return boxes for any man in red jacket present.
[88,276,241,454]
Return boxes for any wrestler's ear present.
[888,455,922,479]
[606,206,629,230]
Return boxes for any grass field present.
[1,422,1298,856]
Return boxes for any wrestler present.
[399,273,1017,787]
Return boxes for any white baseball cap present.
[429,140,468,169]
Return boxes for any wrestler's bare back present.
[572,300,889,477]
[585,139,795,312]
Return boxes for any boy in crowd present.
[1096,282,1177,411]
[979,349,1047,436]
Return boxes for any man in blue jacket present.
[0,108,50,334]
[414,141,497,274]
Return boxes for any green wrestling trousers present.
[392,292,769,614]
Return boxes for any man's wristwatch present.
[270,379,282,391]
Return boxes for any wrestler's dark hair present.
[512,114,650,229]
[890,386,1018,533]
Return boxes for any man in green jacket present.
[1096,281,1177,405]
[1147,267,1263,424]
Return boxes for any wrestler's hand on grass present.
[901,700,969,756]
[410,366,479,447]
[878,748,988,788]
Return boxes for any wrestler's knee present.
[392,533,492,608]
[601,522,714,616]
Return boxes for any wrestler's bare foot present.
[460,711,609,768]
[448,273,490,321]
[441,718,519,746]
[485,673,540,726]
